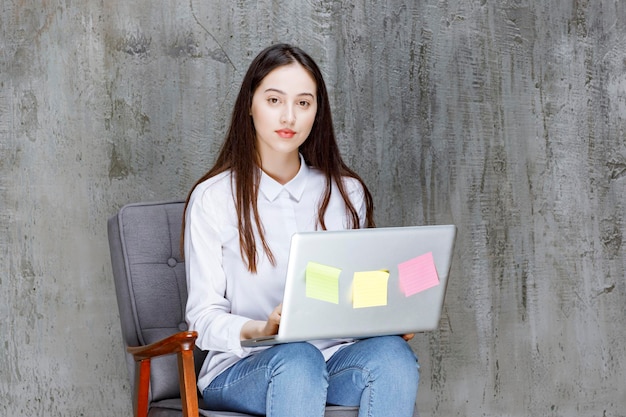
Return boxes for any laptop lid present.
[241,225,456,347]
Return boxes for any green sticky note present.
[306,262,341,304]
[352,270,389,308]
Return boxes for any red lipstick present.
[276,129,296,138]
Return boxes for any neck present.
[260,152,301,185]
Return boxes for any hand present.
[240,303,282,340]
[262,303,282,336]
[402,333,415,342]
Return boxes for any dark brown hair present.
[182,43,374,272]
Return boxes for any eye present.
[298,100,311,108]
[267,97,280,104]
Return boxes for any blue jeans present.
[202,336,419,417]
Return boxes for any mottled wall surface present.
[1,0,625,416]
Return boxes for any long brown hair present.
[182,43,375,272]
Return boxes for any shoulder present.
[341,175,365,194]
[307,166,366,202]
[307,166,363,191]
[187,171,235,218]
[190,171,233,202]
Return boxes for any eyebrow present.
[264,88,315,99]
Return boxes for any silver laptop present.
[241,225,456,347]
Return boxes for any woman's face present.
[251,62,317,166]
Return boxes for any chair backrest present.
[108,201,207,404]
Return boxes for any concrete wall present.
[1,0,625,416]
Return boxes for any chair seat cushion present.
[148,398,360,417]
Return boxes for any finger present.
[271,309,281,324]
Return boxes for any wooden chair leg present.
[135,359,151,417]
[178,350,199,417]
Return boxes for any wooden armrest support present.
[127,331,198,361]
[128,331,200,417]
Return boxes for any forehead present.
[257,62,317,94]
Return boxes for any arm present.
[343,177,368,229]
[184,186,251,353]
[240,303,282,340]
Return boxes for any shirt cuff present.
[228,315,255,356]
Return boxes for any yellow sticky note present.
[352,270,389,308]
[306,262,341,304]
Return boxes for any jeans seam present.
[267,372,275,417]
[365,376,374,417]
[329,364,374,415]
[328,364,370,382]
[331,365,375,417]
[205,365,270,393]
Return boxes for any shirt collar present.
[259,154,310,203]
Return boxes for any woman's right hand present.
[240,303,282,340]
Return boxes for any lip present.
[275,129,296,138]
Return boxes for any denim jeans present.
[202,336,419,417]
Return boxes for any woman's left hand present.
[402,333,415,341]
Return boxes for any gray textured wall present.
[1,0,625,416]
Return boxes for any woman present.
[183,43,419,417]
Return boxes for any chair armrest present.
[127,331,198,361]
[128,331,200,417]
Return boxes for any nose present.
[281,103,295,125]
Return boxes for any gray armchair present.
[107,201,418,417]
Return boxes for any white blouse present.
[184,157,367,390]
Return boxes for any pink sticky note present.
[398,252,440,297]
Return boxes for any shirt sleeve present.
[345,177,368,228]
[184,185,250,356]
